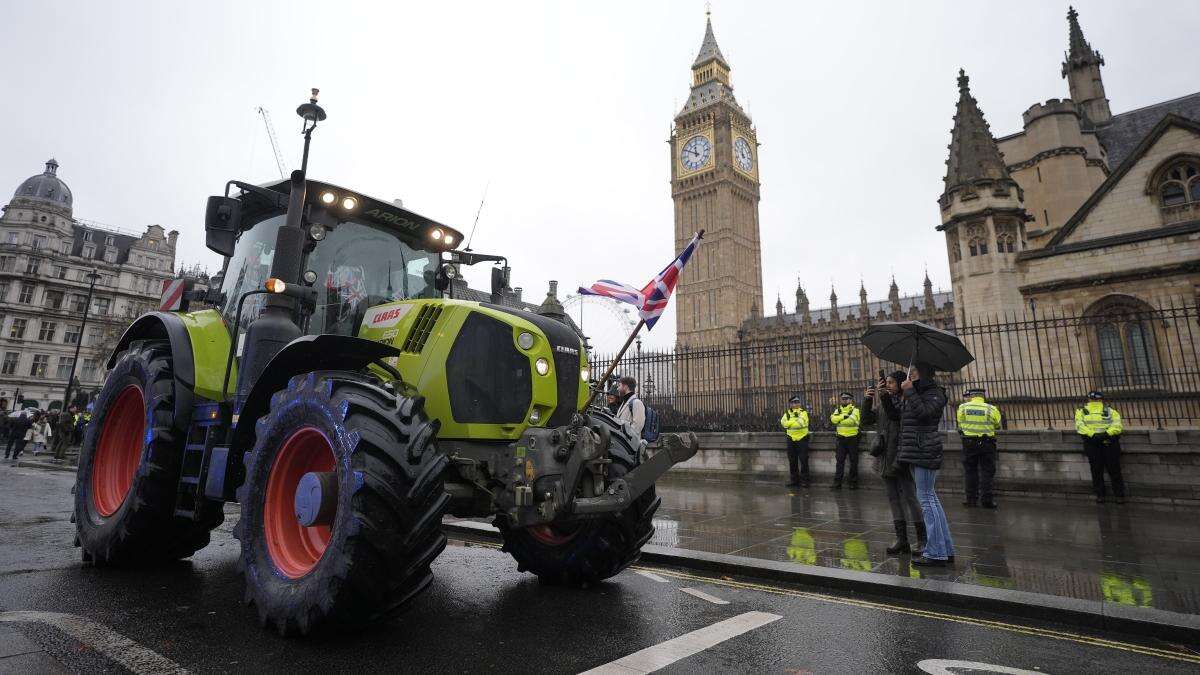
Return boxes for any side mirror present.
[205,196,242,257]
[490,265,510,297]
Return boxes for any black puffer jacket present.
[897,377,948,470]
[861,393,902,477]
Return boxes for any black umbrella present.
[860,321,974,372]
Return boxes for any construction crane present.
[256,106,288,179]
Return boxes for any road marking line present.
[631,566,1200,665]
[634,570,669,583]
[679,587,730,605]
[0,611,187,674]
[579,611,781,674]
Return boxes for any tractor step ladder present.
[174,402,227,520]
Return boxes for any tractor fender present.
[230,334,402,454]
[106,312,195,424]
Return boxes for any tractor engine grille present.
[445,312,532,424]
[400,305,442,354]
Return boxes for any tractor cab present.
[206,179,463,339]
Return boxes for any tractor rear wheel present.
[234,372,449,636]
[73,340,223,565]
[497,415,660,586]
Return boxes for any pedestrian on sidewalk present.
[863,370,925,556]
[829,392,862,489]
[29,413,51,456]
[897,362,954,567]
[614,376,646,439]
[6,412,31,464]
[780,395,811,488]
[957,387,1002,509]
[605,384,621,415]
[52,408,76,464]
[1075,390,1126,504]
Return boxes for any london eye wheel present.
[561,293,639,358]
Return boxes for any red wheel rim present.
[529,524,579,546]
[264,427,336,579]
[90,384,146,517]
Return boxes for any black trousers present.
[1083,436,1125,498]
[962,436,998,503]
[7,439,27,461]
[786,437,810,483]
[834,435,860,485]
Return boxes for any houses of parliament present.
[669,8,1200,415]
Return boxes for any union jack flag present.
[579,231,702,330]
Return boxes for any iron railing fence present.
[593,298,1200,432]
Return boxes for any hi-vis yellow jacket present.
[1075,401,1123,437]
[780,408,810,441]
[956,396,1001,437]
[830,404,861,438]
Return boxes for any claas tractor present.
[71,91,698,635]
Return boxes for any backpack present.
[641,401,661,443]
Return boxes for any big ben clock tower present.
[672,12,763,348]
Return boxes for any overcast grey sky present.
[3,1,1195,349]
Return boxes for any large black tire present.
[73,340,223,565]
[234,372,449,636]
[497,413,660,586]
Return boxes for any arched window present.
[968,237,987,256]
[1149,157,1200,224]
[1086,295,1160,388]
[996,232,1016,253]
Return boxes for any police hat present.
[964,386,985,397]
[1087,390,1104,400]
[839,391,853,399]
[788,395,802,404]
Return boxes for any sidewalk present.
[651,476,1200,615]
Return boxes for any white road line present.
[634,570,669,583]
[579,611,782,675]
[0,611,187,674]
[679,587,730,605]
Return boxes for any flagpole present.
[587,319,646,408]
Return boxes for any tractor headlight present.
[517,332,535,350]
[265,278,287,294]
[529,408,541,424]
[302,270,318,284]
[444,234,456,246]
[535,358,549,376]
[580,367,590,382]
[341,196,358,211]
[308,223,327,241]
[430,228,444,241]
[319,191,337,205]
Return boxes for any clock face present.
[734,137,753,172]
[681,136,712,171]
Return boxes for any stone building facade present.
[663,8,1200,428]
[671,13,764,348]
[0,159,178,410]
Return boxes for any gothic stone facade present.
[671,15,764,349]
[0,159,178,410]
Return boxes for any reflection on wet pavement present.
[650,477,1200,614]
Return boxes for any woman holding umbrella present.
[897,362,955,567]
[860,321,973,568]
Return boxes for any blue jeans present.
[912,466,954,560]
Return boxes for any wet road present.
[1,466,1197,674]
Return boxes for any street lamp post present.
[61,271,102,412]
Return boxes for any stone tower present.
[939,70,1030,325]
[672,12,763,347]
[1062,6,1111,126]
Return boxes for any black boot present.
[886,520,910,555]
[913,521,927,556]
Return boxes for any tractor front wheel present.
[498,428,660,586]
[73,340,223,565]
[234,372,449,636]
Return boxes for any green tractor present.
[72,91,697,635]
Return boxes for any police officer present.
[1075,391,1126,504]
[956,387,1002,508]
[780,396,811,488]
[830,392,861,489]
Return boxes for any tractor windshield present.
[218,215,440,337]
[305,219,439,336]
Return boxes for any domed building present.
[0,159,180,414]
